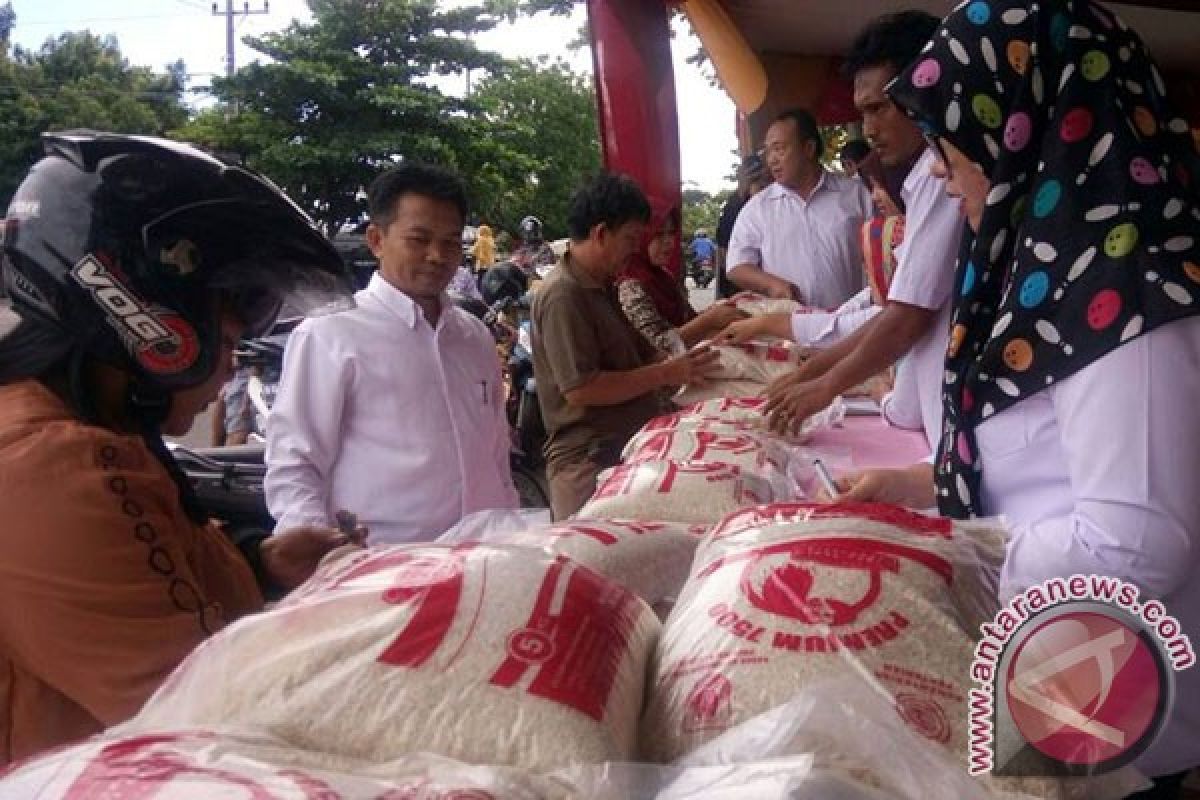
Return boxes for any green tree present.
[469,57,600,239]
[0,23,188,206]
[177,0,514,237]
[681,186,733,239]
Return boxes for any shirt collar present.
[560,248,606,290]
[365,271,433,330]
[765,169,830,202]
[903,147,939,200]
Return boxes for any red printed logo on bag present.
[683,671,734,733]
[739,543,896,626]
[65,734,273,800]
[895,692,952,744]
[490,557,640,721]
[376,552,468,669]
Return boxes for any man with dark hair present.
[267,162,518,543]
[839,139,872,177]
[532,173,720,519]
[715,151,769,299]
[762,10,965,455]
[727,107,873,307]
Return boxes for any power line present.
[15,13,199,27]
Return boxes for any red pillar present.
[587,0,683,275]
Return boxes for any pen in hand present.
[812,458,840,500]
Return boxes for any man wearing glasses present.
[762,10,968,451]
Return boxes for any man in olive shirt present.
[533,173,720,519]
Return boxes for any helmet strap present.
[126,378,171,428]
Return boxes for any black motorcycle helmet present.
[2,131,349,407]
[518,215,543,245]
[479,263,528,307]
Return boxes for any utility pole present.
[212,0,270,77]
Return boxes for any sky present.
[7,0,741,193]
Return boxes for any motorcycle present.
[448,289,549,509]
[688,255,715,289]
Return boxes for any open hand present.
[662,344,723,387]
[821,464,936,509]
[698,303,748,334]
[716,316,765,345]
[261,522,369,590]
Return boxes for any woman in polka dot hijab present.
[887,0,1200,517]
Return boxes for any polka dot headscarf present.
[889,0,1200,518]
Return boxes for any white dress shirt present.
[884,148,965,450]
[974,315,1200,777]
[727,172,873,309]
[265,273,518,544]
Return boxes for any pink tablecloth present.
[805,416,930,472]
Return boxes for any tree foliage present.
[681,186,733,239]
[177,0,513,237]
[469,57,599,238]
[0,11,188,206]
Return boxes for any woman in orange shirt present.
[0,132,362,765]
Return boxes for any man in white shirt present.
[761,12,962,451]
[727,108,873,309]
[266,163,518,544]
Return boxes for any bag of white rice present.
[621,429,792,476]
[728,292,800,315]
[636,410,763,438]
[0,728,561,799]
[641,502,1005,764]
[672,379,766,408]
[710,340,808,385]
[501,519,707,610]
[129,544,660,773]
[669,395,846,443]
[675,395,771,421]
[577,461,790,525]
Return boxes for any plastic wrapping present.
[673,379,766,407]
[641,503,1146,799]
[0,728,561,799]
[436,507,554,544]
[642,502,1006,763]
[128,544,661,773]
[500,519,708,610]
[670,394,846,443]
[577,460,793,525]
[704,339,808,384]
[0,724,1014,800]
[726,291,801,316]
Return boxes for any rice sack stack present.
[641,502,1005,766]
[621,428,792,477]
[128,543,660,773]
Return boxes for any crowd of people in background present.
[0,1,1197,793]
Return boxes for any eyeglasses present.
[923,131,953,180]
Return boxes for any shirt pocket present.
[973,397,1037,460]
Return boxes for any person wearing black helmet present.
[266,162,519,545]
[512,214,556,273]
[0,131,363,765]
